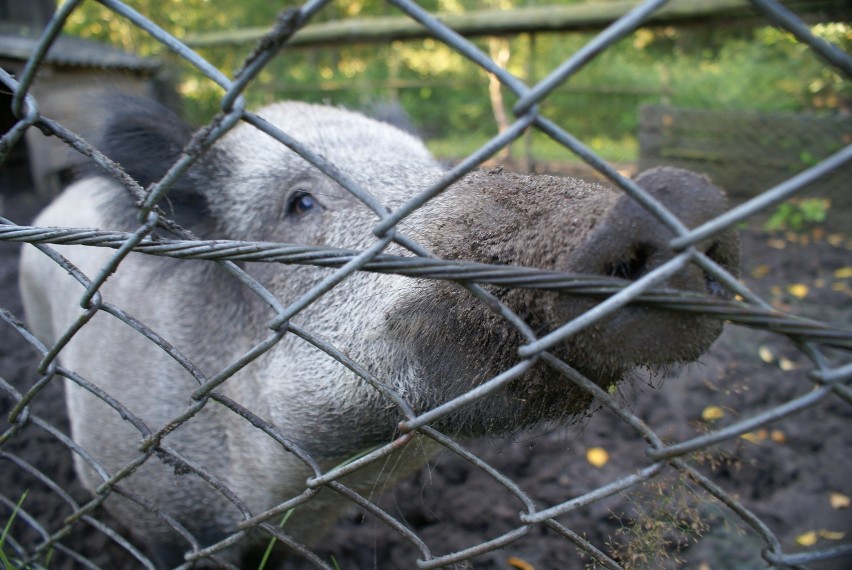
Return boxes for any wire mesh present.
[1,1,850,569]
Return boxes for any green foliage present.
[666,26,850,113]
[426,129,636,163]
[59,1,850,160]
[764,198,831,233]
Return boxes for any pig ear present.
[97,97,217,234]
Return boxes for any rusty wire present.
[1,224,851,352]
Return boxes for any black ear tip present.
[90,96,220,236]
[97,97,194,189]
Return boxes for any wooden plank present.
[183,0,843,48]
[638,105,852,201]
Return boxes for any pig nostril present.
[605,246,650,281]
[704,272,727,298]
[705,242,721,263]
[703,242,733,298]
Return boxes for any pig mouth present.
[386,276,728,436]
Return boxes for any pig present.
[18,99,739,567]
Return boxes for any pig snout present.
[571,166,738,296]
[553,166,741,368]
[391,166,739,434]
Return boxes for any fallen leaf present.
[787,283,809,298]
[829,492,850,509]
[811,227,824,241]
[701,406,725,421]
[827,234,844,246]
[507,557,535,570]
[750,265,770,279]
[770,430,786,444]
[586,447,609,468]
[814,278,826,288]
[796,531,818,546]
[759,346,774,363]
[834,267,852,279]
[818,529,846,540]
[768,238,786,250]
[741,429,768,443]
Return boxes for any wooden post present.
[523,32,536,173]
[388,41,401,103]
[184,0,834,48]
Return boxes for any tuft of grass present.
[601,469,718,570]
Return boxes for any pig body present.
[19,100,738,566]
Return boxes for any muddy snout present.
[427,166,740,383]
[571,166,740,296]
[552,166,740,370]
[389,166,741,433]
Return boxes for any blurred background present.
[3,0,849,232]
[1,3,851,568]
[3,0,850,218]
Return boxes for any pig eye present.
[287,191,318,217]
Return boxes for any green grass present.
[426,131,638,165]
[255,444,384,569]
[0,492,53,570]
[1,492,27,570]
[256,508,295,570]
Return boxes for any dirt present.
[1,186,850,570]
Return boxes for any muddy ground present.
[1,179,850,569]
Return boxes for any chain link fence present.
[1,0,851,568]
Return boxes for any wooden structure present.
[0,0,162,197]
[183,0,846,48]
[639,104,852,211]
